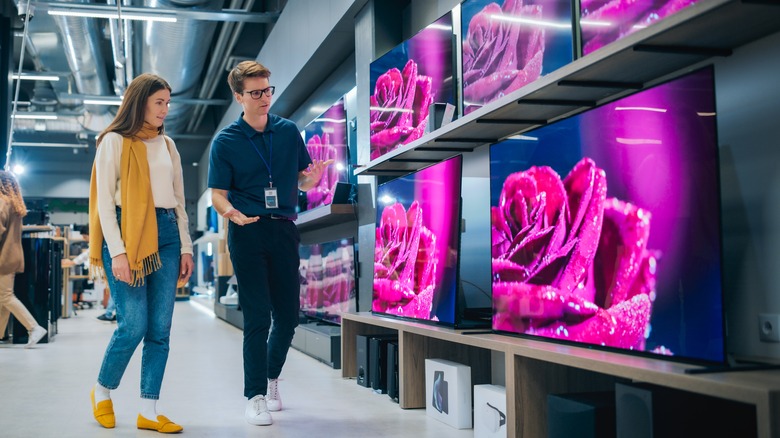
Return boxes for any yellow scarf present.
[88,123,162,286]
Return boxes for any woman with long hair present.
[0,170,48,348]
[88,73,194,433]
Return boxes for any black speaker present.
[356,334,371,387]
[547,391,615,438]
[387,341,399,402]
[615,382,756,438]
[369,334,398,393]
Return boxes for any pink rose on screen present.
[462,0,545,114]
[306,134,339,208]
[492,158,659,350]
[373,201,438,319]
[370,60,433,160]
[581,0,697,55]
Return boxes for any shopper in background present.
[97,289,116,322]
[0,170,48,348]
[208,60,332,426]
[88,73,194,433]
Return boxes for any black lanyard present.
[247,132,273,187]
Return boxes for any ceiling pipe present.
[107,0,127,93]
[51,0,112,115]
[186,0,252,133]
[140,0,223,134]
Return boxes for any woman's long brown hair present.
[96,73,172,146]
[0,170,27,216]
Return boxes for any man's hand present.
[299,159,335,191]
[224,208,259,226]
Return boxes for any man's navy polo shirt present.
[208,112,312,219]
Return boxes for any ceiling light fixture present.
[83,98,123,106]
[47,8,177,23]
[11,114,59,120]
[12,73,60,81]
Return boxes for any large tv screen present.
[373,155,463,325]
[580,0,702,56]
[489,67,725,364]
[369,12,455,161]
[461,0,574,115]
[299,237,357,325]
[301,97,349,211]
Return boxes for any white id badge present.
[264,187,279,209]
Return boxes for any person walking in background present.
[88,73,194,433]
[0,170,48,348]
[208,60,332,426]
[97,290,116,322]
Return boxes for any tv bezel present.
[369,10,456,162]
[299,96,351,214]
[371,154,470,328]
[487,65,727,366]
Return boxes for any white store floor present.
[0,298,475,438]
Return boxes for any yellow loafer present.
[90,387,115,429]
[137,414,183,434]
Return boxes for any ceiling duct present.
[141,0,223,134]
[51,1,112,116]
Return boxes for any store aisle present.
[0,300,474,438]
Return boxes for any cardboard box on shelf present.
[217,252,233,277]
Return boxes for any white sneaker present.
[267,379,282,412]
[25,326,47,348]
[245,395,272,426]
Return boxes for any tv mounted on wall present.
[373,155,466,326]
[489,66,726,364]
[369,12,455,161]
[300,97,350,213]
[299,237,357,325]
[461,0,574,115]
[579,0,702,56]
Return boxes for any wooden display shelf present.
[355,0,780,177]
[341,312,780,438]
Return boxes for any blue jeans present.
[97,208,181,400]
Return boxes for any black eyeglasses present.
[242,86,275,99]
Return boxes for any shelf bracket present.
[476,118,547,125]
[633,44,732,57]
[557,80,643,89]
[519,98,596,107]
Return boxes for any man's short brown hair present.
[228,60,271,94]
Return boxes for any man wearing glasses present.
[208,60,333,426]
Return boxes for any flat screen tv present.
[489,66,725,364]
[373,154,464,326]
[580,0,702,56]
[299,237,357,325]
[461,0,574,115]
[369,12,455,161]
[300,97,350,212]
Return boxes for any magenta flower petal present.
[370,60,434,160]
[492,157,660,350]
[373,201,439,319]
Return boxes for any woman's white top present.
[94,132,194,258]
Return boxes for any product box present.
[474,384,507,438]
[217,252,233,276]
[424,358,472,429]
